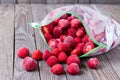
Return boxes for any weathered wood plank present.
[31,0,44,3]
[91,0,120,4]
[32,4,67,80]
[1,0,15,3]
[94,5,120,78]
[0,4,14,80]
[46,0,78,4]
[78,0,89,4]
[16,0,30,3]
[13,4,40,80]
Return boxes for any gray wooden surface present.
[0,0,120,4]
[0,4,120,80]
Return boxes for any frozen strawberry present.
[56,38,61,42]
[74,37,82,44]
[63,36,76,48]
[67,63,80,75]
[46,22,55,33]
[32,50,43,61]
[60,14,69,19]
[76,29,85,37]
[60,35,66,42]
[54,18,60,24]
[79,27,85,32]
[42,26,49,34]
[52,48,60,57]
[48,39,58,49]
[87,58,99,69]
[71,19,81,28]
[58,19,70,30]
[43,50,51,61]
[82,34,91,43]
[71,48,82,56]
[83,42,95,53]
[53,26,62,38]
[46,56,58,67]
[66,55,80,65]
[58,51,67,63]
[67,15,77,22]
[51,64,64,75]
[22,57,37,71]
[57,42,70,52]
[44,33,53,42]
[17,47,30,58]
[68,28,76,37]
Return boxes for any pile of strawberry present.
[17,13,99,75]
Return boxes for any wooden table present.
[0,4,120,80]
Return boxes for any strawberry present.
[82,34,91,43]
[60,14,69,19]
[46,56,59,67]
[67,28,76,38]
[66,54,80,65]
[87,58,99,69]
[51,64,64,75]
[71,48,82,56]
[83,42,95,53]
[58,19,70,30]
[57,42,70,52]
[17,47,30,58]
[74,37,82,44]
[76,29,85,37]
[52,48,60,57]
[71,19,81,28]
[22,57,37,71]
[58,51,67,63]
[48,39,58,49]
[67,63,80,75]
[32,50,43,61]
[44,33,53,42]
[54,18,60,24]
[43,50,51,61]
[60,35,66,42]
[53,26,62,38]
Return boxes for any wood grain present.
[32,4,67,80]
[31,0,43,3]
[1,0,15,3]
[13,4,40,80]
[0,4,14,80]
[91,0,120,4]
[78,0,89,4]
[46,0,78,4]
[16,0,30,3]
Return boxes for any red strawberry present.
[83,42,95,53]
[42,26,49,34]
[17,47,30,58]
[57,42,70,52]
[58,19,70,30]
[76,43,85,51]
[64,36,75,47]
[48,39,58,49]
[32,50,43,61]
[66,55,80,65]
[54,18,60,24]
[52,48,60,57]
[44,33,53,42]
[71,48,82,56]
[67,28,76,37]
[60,14,69,19]
[71,19,81,28]
[58,51,67,63]
[53,26,62,38]
[51,64,64,75]
[67,63,80,75]
[76,29,85,37]
[82,34,91,43]
[87,58,99,69]
[60,35,66,42]
[67,15,77,22]
[46,22,55,33]
[74,37,82,44]
[43,50,51,61]
[22,57,37,71]
[46,56,58,67]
